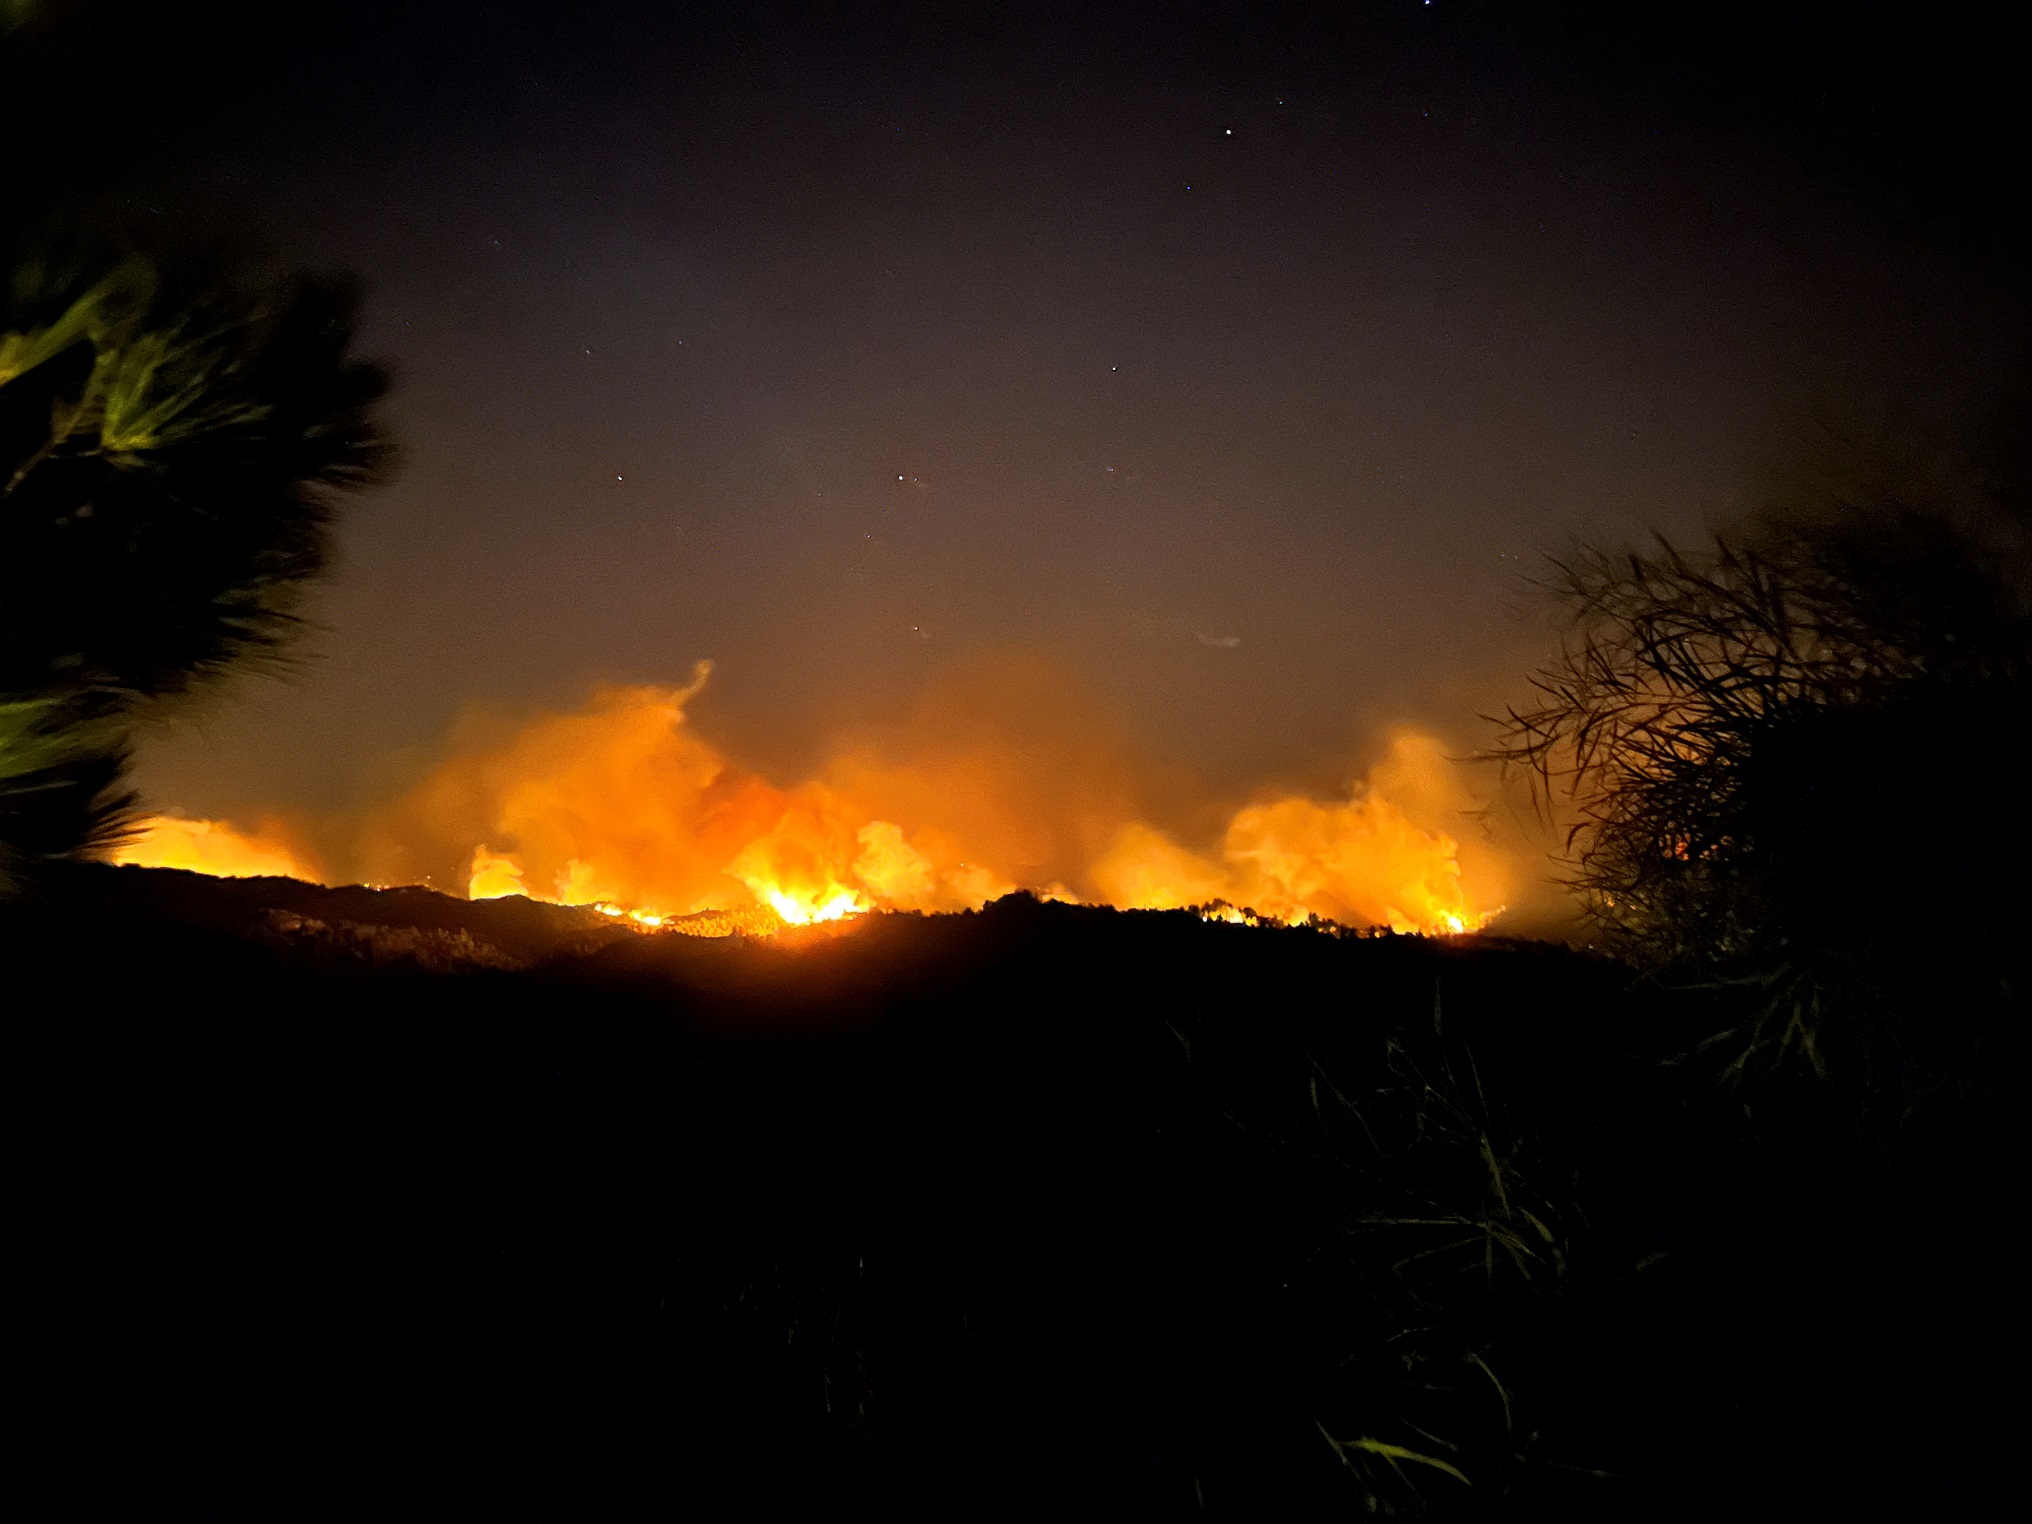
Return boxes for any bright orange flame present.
[124,658,1512,937]
[467,846,527,900]
[112,815,318,881]
[1088,733,1499,934]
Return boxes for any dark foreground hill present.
[9,867,2010,1518]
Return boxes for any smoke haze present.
[119,651,1543,934]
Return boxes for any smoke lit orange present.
[114,657,1508,936]
[110,814,317,882]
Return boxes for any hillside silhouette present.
[11,867,2009,1517]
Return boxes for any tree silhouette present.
[0,252,391,888]
[1494,502,2031,1118]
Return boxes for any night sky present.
[12,1,2025,823]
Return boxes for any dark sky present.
[12,1,2025,817]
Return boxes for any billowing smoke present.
[114,653,1523,935]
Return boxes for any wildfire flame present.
[110,814,317,882]
[113,657,1509,936]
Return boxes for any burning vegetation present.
[113,657,1512,937]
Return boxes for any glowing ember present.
[111,659,1509,937]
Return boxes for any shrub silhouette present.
[0,252,390,887]
[1494,503,2031,1119]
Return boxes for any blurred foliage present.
[1496,497,2031,1127]
[1306,1025,1585,1515]
[0,250,390,889]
